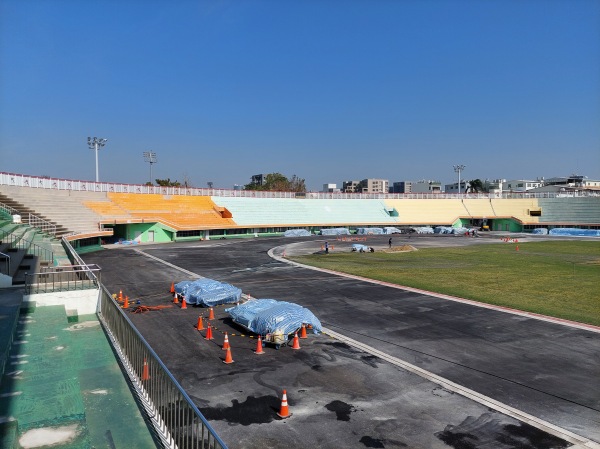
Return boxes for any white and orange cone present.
[254,335,265,355]
[222,332,230,350]
[277,389,292,418]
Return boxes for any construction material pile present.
[175,278,242,307]
[356,227,384,235]
[320,228,350,235]
[226,299,322,337]
[284,229,312,237]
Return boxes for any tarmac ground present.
[83,234,600,449]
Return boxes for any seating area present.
[98,193,235,230]
[384,199,465,225]
[0,186,107,237]
[0,218,71,286]
[489,198,540,224]
[212,197,397,227]
[538,197,600,225]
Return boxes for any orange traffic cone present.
[255,335,265,354]
[118,290,123,302]
[208,308,215,320]
[223,347,234,364]
[205,324,214,340]
[141,358,150,381]
[277,389,291,418]
[170,282,175,294]
[173,294,179,304]
[291,332,301,350]
[123,296,129,308]
[299,324,307,339]
[222,332,230,350]
[181,298,187,309]
[196,316,204,331]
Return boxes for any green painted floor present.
[0,305,158,448]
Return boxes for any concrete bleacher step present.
[0,305,157,448]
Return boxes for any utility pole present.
[453,164,466,195]
[88,137,108,182]
[143,151,158,185]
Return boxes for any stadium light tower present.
[453,164,466,195]
[88,137,108,182]
[143,151,158,185]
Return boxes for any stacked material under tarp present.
[351,244,370,252]
[226,299,322,337]
[532,228,549,235]
[384,227,402,234]
[356,227,384,235]
[413,226,434,234]
[320,228,350,236]
[549,228,600,237]
[284,229,312,237]
[174,278,242,307]
[434,226,469,235]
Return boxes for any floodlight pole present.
[453,164,466,195]
[143,151,158,185]
[88,137,108,182]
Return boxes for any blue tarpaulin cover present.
[284,229,312,237]
[320,228,350,235]
[226,299,322,336]
[351,244,370,252]
[174,278,242,307]
[549,228,600,237]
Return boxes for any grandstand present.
[1,172,599,245]
[1,171,599,448]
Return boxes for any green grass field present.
[290,240,600,327]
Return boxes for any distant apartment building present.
[250,174,265,187]
[444,180,471,194]
[342,179,389,193]
[322,183,340,193]
[392,180,441,194]
[342,180,360,193]
[502,179,543,192]
[484,179,504,194]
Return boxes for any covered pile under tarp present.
[413,226,434,234]
[351,244,370,252]
[356,227,384,235]
[384,227,402,234]
[434,226,469,235]
[320,228,350,236]
[226,299,322,336]
[549,228,600,237]
[174,278,242,307]
[532,228,549,235]
[284,229,312,237]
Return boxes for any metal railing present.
[2,171,599,199]
[98,286,227,449]
[57,236,227,448]
[0,227,54,264]
[25,264,101,294]
[0,251,9,277]
[0,201,57,236]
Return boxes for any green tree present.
[468,179,485,193]
[243,173,307,192]
[155,178,181,187]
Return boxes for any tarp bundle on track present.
[413,226,434,234]
[320,228,350,236]
[356,227,384,235]
[226,299,322,336]
[174,278,242,307]
[384,227,402,234]
[284,229,312,237]
[434,226,469,235]
[549,228,600,237]
[351,244,370,252]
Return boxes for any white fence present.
[1,171,596,200]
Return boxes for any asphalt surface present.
[83,234,600,449]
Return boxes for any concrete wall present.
[24,288,99,316]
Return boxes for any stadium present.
[0,171,599,448]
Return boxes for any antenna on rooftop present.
[143,151,157,185]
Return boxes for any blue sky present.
[1,0,598,190]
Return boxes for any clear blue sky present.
[1,0,599,190]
